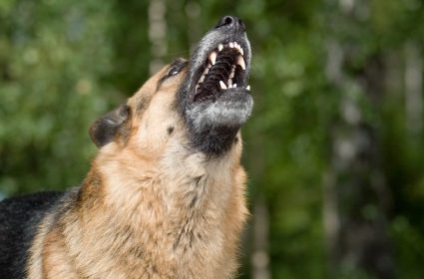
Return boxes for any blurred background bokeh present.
[1,0,424,278]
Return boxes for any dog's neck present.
[70,141,248,278]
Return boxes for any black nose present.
[215,15,246,32]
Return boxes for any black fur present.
[0,192,63,279]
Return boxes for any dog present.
[0,15,253,279]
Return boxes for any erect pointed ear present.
[89,104,132,148]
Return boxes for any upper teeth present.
[237,56,246,70]
[231,42,244,56]
[209,51,217,65]
[198,41,247,92]
[208,42,245,67]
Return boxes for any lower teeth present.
[219,81,227,90]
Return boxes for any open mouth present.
[182,16,253,154]
[192,41,250,103]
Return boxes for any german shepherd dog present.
[0,15,253,279]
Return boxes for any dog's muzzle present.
[184,16,253,133]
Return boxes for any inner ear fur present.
[89,104,132,148]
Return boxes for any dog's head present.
[90,16,252,157]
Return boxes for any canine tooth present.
[228,79,233,87]
[237,45,244,56]
[246,85,251,91]
[229,67,235,79]
[209,51,217,65]
[233,83,237,88]
[237,56,246,70]
[219,80,227,89]
[218,44,224,51]
[201,67,209,80]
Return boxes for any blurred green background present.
[1,0,424,278]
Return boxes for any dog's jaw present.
[180,16,253,155]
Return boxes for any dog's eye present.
[167,67,180,77]
[158,60,188,88]
[166,64,185,77]
[165,59,188,79]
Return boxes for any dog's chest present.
[136,167,234,278]
[165,209,227,278]
[91,152,239,278]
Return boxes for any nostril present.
[215,15,236,29]
[224,16,233,25]
[214,16,246,32]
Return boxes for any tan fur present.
[27,62,249,279]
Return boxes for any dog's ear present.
[89,104,131,148]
